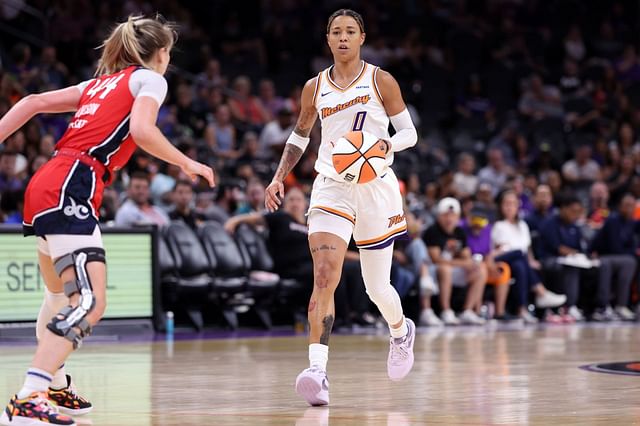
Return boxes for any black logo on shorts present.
[344,173,355,182]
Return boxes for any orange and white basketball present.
[331,130,387,184]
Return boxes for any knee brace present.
[47,247,105,349]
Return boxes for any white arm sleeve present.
[389,108,417,152]
[129,69,168,105]
[75,79,95,94]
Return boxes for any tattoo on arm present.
[273,143,303,182]
[319,315,334,345]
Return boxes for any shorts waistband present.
[54,148,111,183]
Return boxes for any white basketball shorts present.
[308,169,407,249]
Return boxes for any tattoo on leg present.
[310,244,337,254]
[319,315,334,345]
[308,299,317,312]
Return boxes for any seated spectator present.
[492,190,567,323]
[525,184,555,259]
[518,74,564,120]
[228,76,270,131]
[478,148,512,198]
[561,143,601,195]
[236,179,266,214]
[169,180,207,230]
[258,78,286,120]
[586,181,610,231]
[538,193,606,321]
[259,106,294,159]
[461,209,513,321]
[474,182,498,221]
[115,172,169,227]
[0,151,23,193]
[204,104,240,161]
[423,197,487,325]
[224,187,312,285]
[203,180,243,223]
[589,193,637,321]
[452,152,478,198]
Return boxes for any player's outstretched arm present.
[376,69,417,153]
[265,77,318,212]
[0,86,81,143]
[131,95,215,187]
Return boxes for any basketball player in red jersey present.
[0,15,214,425]
[265,9,418,406]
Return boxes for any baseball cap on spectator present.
[469,208,490,228]
[437,197,461,215]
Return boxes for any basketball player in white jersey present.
[265,9,418,406]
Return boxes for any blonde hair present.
[95,14,177,76]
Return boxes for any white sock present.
[36,289,68,340]
[17,368,52,399]
[50,364,67,390]
[389,316,408,339]
[309,343,329,371]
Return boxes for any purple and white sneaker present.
[295,366,329,406]
[387,318,415,381]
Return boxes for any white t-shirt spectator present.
[453,172,478,197]
[259,120,293,156]
[115,199,169,227]
[562,159,600,182]
[491,219,532,254]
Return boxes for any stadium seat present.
[199,221,251,329]
[163,221,214,331]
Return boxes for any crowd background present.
[1,0,640,326]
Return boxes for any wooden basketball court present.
[1,323,639,425]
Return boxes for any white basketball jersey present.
[313,61,392,180]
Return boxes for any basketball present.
[331,130,388,183]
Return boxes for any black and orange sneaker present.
[48,375,92,416]
[0,391,76,425]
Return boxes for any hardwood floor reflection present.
[1,324,639,425]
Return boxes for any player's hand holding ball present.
[332,130,389,184]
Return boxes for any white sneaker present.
[387,318,415,381]
[419,309,444,327]
[567,306,585,322]
[295,366,329,406]
[535,290,567,308]
[460,309,487,325]
[520,311,539,324]
[615,306,636,321]
[440,309,460,325]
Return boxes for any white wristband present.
[285,132,310,151]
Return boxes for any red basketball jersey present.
[57,65,139,175]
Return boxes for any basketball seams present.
[332,131,385,183]
[333,151,363,174]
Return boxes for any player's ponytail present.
[95,14,177,76]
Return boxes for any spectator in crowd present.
[258,78,287,120]
[478,148,512,197]
[228,76,270,131]
[589,193,637,321]
[561,143,601,191]
[115,172,170,227]
[538,193,606,321]
[587,181,610,231]
[259,106,294,159]
[474,182,498,221]
[518,74,564,120]
[204,180,243,223]
[525,184,555,259]
[452,152,478,198]
[492,190,567,323]
[204,104,239,162]
[0,151,23,193]
[168,179,207,230]
[423,197,487,325]
[238,179,266,214]
[461,208,513,321]
[224,187,312,286]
